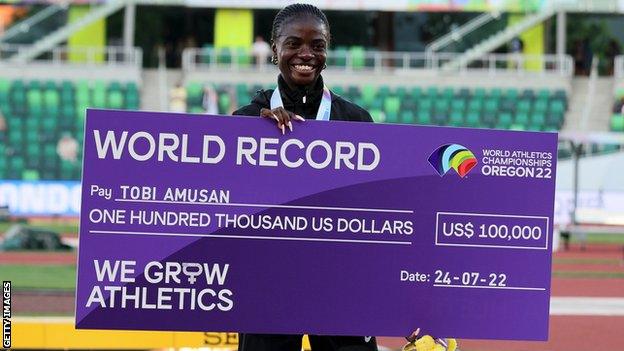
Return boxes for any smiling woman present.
[233,6,378,351]
[233,3,373,134]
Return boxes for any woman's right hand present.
[260,107,305,134]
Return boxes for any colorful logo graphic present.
[428,144,477,178]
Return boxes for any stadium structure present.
[0,0,623,350]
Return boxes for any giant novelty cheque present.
[76,109,557,340]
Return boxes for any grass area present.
[0,264,76,291]
[0,221,79,235]
[553,257,622,265]
[574,233,624,244]
[552,271,624,279]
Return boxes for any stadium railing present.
[182,48,574,77]
[0,44,142,82]
[612,55,624,132]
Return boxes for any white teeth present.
[294,64,313,71]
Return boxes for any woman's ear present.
[271,42,278,65]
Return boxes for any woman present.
[233,4,376,351]
[233,4,372,129]
[233,4,456,351]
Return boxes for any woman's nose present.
[297,45,314,59]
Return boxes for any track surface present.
[4,243,623,350]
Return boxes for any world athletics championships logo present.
[428,144,477,178]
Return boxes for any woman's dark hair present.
[270,3,330,44]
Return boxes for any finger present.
[406,328,421,342]
[287,120,293,132]
[274,108,291,133]
[293,114,305,122]
[274,107,291,125]
[260,108,280,123]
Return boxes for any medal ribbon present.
[270,84,332,121]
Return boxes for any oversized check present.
[76,109,557,340]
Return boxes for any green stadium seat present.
[332,46,348,67]
[537,89,550,100]
[44,88,60,116]
[410,87,423,99]
[332,85,345,96]
[361,85,376,106]
[611,114,624,131]
[546,111,564,129]
[484,98,499,113]
[92,81,107,108]
[349,46,366,68]
[449,111,463,126]
[440,87,454,99]
[7,116,23,131]
[456,88,470,98]
[425,87,439,98]
[108,90,124,109]
[432,112,448,125]
[549,100,565,113]
[467,99,483,112]
[417,110,431,125]
[530,113,546,129]
[25,117,38,131]
[61,104,75,119]
[369,109,384,122]
[394,86,407,99]
[481,111,496,127]
[497,112,513,129]
[500,98,515,112]
[503,88,519,100]
[370,97,383,110]
[510,124,526,131]
[378,85,391,98]
[553,89,567,100]
[385,111,399,123]
[346,86,360,99]
[466,111,480,127]
[400,110,415,124]
[451,99,466,112]
[189,106,205,114]
[533,99,548,113]
[41,117,57,130]
[22,169,40,181]
[218,94,231,114]
[488,88,502,99]
[384,96,400,115]
[75,80,90,105]
[516,99,531,113]
[234,47,251,66]
[515,112,529,126]
[186,82,203,105]
[216,47,232,64]
[8,129,22,144]
[473,88,486,99]
[27,88,43,113]
[418,99,433,111]
[434,99,450,113]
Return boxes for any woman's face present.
[273,15,329,90]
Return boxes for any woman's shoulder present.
[330,92,374,122]
[232,88,273,116]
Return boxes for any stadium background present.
[0,0,623,350]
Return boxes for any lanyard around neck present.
[270,84,332,121]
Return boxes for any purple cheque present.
[75,109,557,340]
